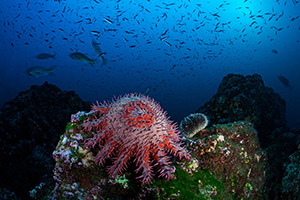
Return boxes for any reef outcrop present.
[183,121,267,199]
[31,119,267,200]
[41,94,190,199]
[281,142,300,199]
[195,73,300,199]
[196,73,289,148]
[0,82,90,199]
[2,74,299,200]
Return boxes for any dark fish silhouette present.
[26,66,56,77]
[143,86,151,95]
[92,39,106,67]
[36,53,56,59]
[271,49,278,54]
[70,52,97,66]
[278,75,292,89]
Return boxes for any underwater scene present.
[0,0,300,199]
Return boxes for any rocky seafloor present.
[0,74,299,200]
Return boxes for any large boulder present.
[183,121,267,199]
[0,82,90,199]
[196,73,289,148]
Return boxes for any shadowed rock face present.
[196,73,289,148]
[0,81,91,200]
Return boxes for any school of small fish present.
[1,0,298,98]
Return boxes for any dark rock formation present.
[186,121,267,199]
[0,82,91,200]
[265,128,300,199]
[281,140,300,199]
[196,73,289,148]
[195,73,300,199]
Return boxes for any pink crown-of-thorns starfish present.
[83,93,190,184]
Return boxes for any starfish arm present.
[135,148,154,185]
[152,147,174,180]
[165,141,191,160]
[108,147,133,178]
[94,141,118,166]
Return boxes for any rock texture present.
[196,73,289,148]
[0,82,90,200]
[184,121,267,199]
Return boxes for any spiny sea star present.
[83,94,190,184]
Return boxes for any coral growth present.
[83,94,190,184]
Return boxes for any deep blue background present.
[1,0,299,128]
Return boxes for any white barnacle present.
[217,134,225,142]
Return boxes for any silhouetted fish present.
[26,66,56,77]
[92,39,106,67]
[278,75,292,89]
[36,53,56,59]
[70,52,97,66]
[271,49,278,54]
[143,86,151,95]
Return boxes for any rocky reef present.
[195,73,300,199]
[151,121,267,199]
[196,73,289,148]
[40,94,191,199]
[1,74,300,199]
[0,82,90,199]
[265,128,300,199]
[281,143,300,198]
[30,117,267,199]
[28,93,266,199]
[36,110,152,199]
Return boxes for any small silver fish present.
[36,53,56,59]
[122,36,128,42]
[160,36,168,41]
[90,30,101,35]
[92,39,102,56]
[143,86,151,95]
[26,66,57,77]
[104,17,113,24]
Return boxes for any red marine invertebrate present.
[83,94,190,184]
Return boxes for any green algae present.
[115,174,129,189]
[149,166,233,200]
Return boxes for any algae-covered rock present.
[196,73,289,148]
[32,119,267,199]
[281,144,300,199]
[147,163,230,200]
[46,111,144,199]
[184,121,266,199]
[145,121,266,200]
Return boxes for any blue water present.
[0,0,299,128]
